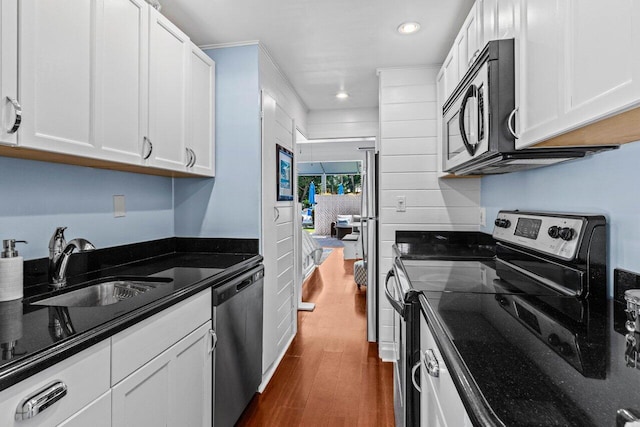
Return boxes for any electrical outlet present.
[113,195,126,218]
[479,207,486,227]
[396,196,406,212]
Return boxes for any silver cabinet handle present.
[185,148,193,167]
[6,97,22,134]
[15,381,68,421]
[424,349,440,378]
[143,136,153,160]
[468,49,481,67]
[617,408,640,426]
[209,329,217,354]
[189,149,197,167]
[274,207,280,222]
[507,107,519,139]
[411,360,422,393]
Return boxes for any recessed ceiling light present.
[336,91,349,99]
[397,22,421,34]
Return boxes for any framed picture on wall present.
[276,144,294,201]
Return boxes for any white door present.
[147,7,189,171]
[0,0,18,146]
[187,44,215,177]
[563,0,640,127]
[95,0,148,164]
[112,322,212,427]
[261,91,296,376]
[19,0,99,157]
[514,0,565,148]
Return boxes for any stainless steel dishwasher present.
[212,264,264,427]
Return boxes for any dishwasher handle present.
[212,265,264,306]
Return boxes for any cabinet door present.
[419,316,471,427]
[478,0,498,45]
[496,0,516,39]
[436,69,446,177]
[442,45,458,102]
[19,0,99,157]
[112,322,213,427]
[514,0,565,148]
[0,0,18,146]
[564,0,640,126]
[187,44,215,177]
[95,0,148,164]
[58,391,111,427]
[148,8,189,171]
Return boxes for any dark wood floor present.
[237,248,394,426]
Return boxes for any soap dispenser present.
[0,239,27,301]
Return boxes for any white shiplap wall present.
[306,107,378,139]
[377,67,481,360]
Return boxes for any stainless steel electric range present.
[388,210,615,426]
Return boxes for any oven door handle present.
[384,269,404,315]
[458,84,478,156]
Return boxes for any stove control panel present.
[492,211,586,260]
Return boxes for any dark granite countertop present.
[397,231,640,426]
[0,238,262,392]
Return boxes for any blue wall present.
[0,157,174,260]
[481,142,640,296]
[174,44,261,238]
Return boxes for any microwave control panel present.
[492,212,585,260]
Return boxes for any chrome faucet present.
[48,227,96,288]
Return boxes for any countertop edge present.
[418,294,505,427]
[0,254,263,392]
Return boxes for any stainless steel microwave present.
[442,39,617,175]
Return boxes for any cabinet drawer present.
[0,339,110,427]
[111,289,211,385]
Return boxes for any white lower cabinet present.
[419,316,471,427]
[112,321,212,427]
[58,391,111,427]
[0,340,110,427]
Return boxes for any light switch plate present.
[113,195,126,218]
[396,196,406,212]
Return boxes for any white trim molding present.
[198,40,259,50]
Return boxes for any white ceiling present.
[159,0,474,110]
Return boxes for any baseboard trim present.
[258,333,295,393]
[378,342,395,362]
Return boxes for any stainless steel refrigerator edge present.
[360,148,378,342]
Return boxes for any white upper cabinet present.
[563,0,640,129]
[147,8,190,171]
[19,0,99,157]
[442,45,459,102]
[514,0,640,148]
[187,44,215,177]
[0,0,215,176]
[478,0,498,45]
[95,0,149,164]
[513,0,564,147]
[456,3,480,81]
[0,0,18,146]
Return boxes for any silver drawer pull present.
[15,381,68,421]
[189,149,197,167]
[411,360,421,393]
[507,107,519,139]
[423,349,440,378]
[6,97,22,134]
[185,147,193,167]
[143,136,153,160]
[209,329,217,354]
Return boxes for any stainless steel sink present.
[31,277,172,307]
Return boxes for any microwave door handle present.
[458,84,478,156]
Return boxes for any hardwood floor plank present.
[237,247,394,426]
